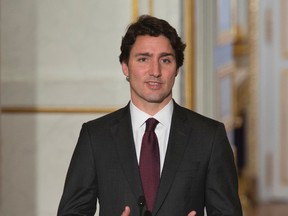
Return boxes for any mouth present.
[145,81,163,89]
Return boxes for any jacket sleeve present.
[57,123,98,216]
[205,123,243,216]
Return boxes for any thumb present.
[187,210,197,216]
[121,206,131,216]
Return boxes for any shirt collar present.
[130,100,174,129]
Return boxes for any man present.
[58,15,242,216]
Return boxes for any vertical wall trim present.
[247,0,259,199]
[184,0,195,109]
[132,0,139,21]
[148,0,154,15]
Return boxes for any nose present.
[149,60,161,77]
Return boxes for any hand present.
[121,206,195,216]
[188,210,197,216]
[121,206,130,216]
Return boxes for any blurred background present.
[1,0,288,215]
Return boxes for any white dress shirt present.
[130,100,173,174]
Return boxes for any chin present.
[145,96,169,104]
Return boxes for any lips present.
[147,81,160,85]
[146,81,162,89]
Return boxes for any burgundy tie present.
[139,118,160,212]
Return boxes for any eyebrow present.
[135,52,175,57]
[160,53,175,58]
[135,52,151,57]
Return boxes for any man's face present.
[122,35,178,110]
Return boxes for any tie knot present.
[145,118,159,132]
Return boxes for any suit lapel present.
[153,103,192,214]
[110,102,192,213]
[110,105,143,200]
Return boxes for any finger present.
[121,206,131,216]
[187,210,197,216]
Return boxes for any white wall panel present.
[1,0,131,109]
[1,113,102,215]
[258,0,288,201]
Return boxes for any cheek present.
[166,73,177,84]
[130,68,147,80]
[129,72,143,84]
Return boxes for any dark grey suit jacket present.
[57,102,242,216]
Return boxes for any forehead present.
[130,35,174,54]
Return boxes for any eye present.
[137,57,148,62]
[161,58,172,64]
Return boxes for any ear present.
[121,62,129,77]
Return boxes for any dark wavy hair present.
[119,15,186,69]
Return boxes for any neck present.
[131,98,172,116]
